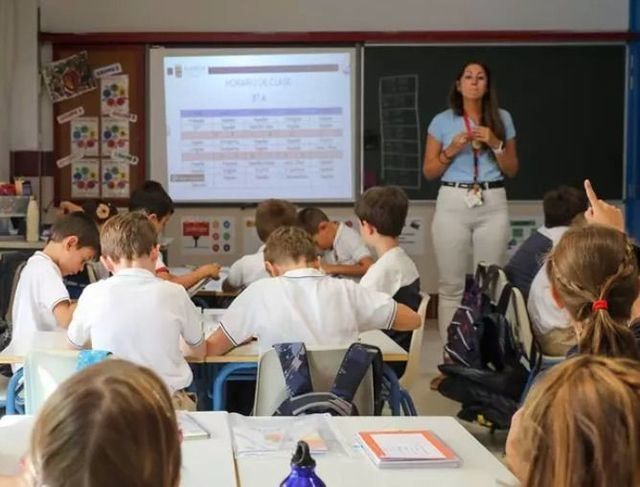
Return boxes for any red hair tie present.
[592,300,608,312]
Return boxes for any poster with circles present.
[70,160,99,198]
[70,117,98,157]
[180,216,235,255]
[101,161,130,198]
[101,117,130,156]
[100,75,129,115]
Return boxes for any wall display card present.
[42,51,96,103]
[181,217,214,255]
[101,162,130,198]
[399,216,426,256]
[243,217,263,254]
[100,75,129,115]
[93,63,122,78]
[57,106,85,124]
[101,118,130,156]
[56,151,85,169]
[71,160,99,198]
[211,216,235,255]
[70,117,99,157]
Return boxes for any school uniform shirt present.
[7,251,69,357]
[67,268,204,392]
[323,222,372,266]
[527,264,572,338]
[218,267,397,354]
[360,246,421,351]
[225,245,269,289]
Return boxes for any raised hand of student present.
[584,179,624,232]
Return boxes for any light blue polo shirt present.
[428,108,516,183]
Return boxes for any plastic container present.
[26,196,39,242]
[280,441,326,487]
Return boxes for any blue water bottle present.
[280,441,326,487]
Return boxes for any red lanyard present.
[463,114,479,184]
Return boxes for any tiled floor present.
[406,319,509,460]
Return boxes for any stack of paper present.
[177,412,211,440]
[357,430,461,468]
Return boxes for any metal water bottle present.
[280,441,326,487]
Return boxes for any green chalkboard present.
[363,45,625,200]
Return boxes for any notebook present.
[357,430,461,468]
[187,277,212,297]
[177,412,211,440]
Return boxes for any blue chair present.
[211,363,258,411]
[382,364,417,416]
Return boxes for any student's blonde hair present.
[100,211,158,261]
[27,360,181,487]
[547,224,639,359]
[264,226,317,265]
[518,355,640,487]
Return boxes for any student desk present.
[170,266,237,297]
[0,412,238,487]
[0,413,517,487]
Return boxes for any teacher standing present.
[423,61,518,343]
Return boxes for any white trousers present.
[432,186,510,342]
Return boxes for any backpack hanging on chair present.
[273,342,383,416]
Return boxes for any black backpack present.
[438,274,528,430]
[273,342,383,416]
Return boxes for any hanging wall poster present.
[100,75,129,115]
[70,117,99,157]
[101,118,130,156]
[70,160,99,198]
[42,51,96,103]
[101,161,130,198]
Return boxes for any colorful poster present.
[71,160,99,198]
[100,75,129,115]
[70,117,98,157]
[101,118,130,156]
[243,217,263,254]
[211,216,235,255]
[41,51,96,103]
[101,162,130,198]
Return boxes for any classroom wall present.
[39,0,628,32]
[165,202,546,293]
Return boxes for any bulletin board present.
[50,45,146,205]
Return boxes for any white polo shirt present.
[219,267,397,354]
[528,264,571,337]
[323,222,372,265]
[155,251,169,273]
[224,245,269,289]
[360,246,420,297]
[7,252,69,357]
[67,268,204,392]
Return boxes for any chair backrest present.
[24,349,79,415]
[399,292,429,390]
[254,346,375,416]
[5,260,28,324]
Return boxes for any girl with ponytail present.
[547,224,640,359]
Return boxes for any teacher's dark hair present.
[449,61,506,148]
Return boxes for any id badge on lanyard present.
[463,114,483,208]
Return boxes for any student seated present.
[222,198,297,292]
[356,185,421,353]
[297,207,373,278]
[505,185,587,300]
[67,212,205,409]
[4,212,99,360]
[546,224,640,359]
[0,360,181,487]
[506,355,640,487]
[130,180,221,288]
[206,226,421,355]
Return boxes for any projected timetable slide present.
[163,51,355,202]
